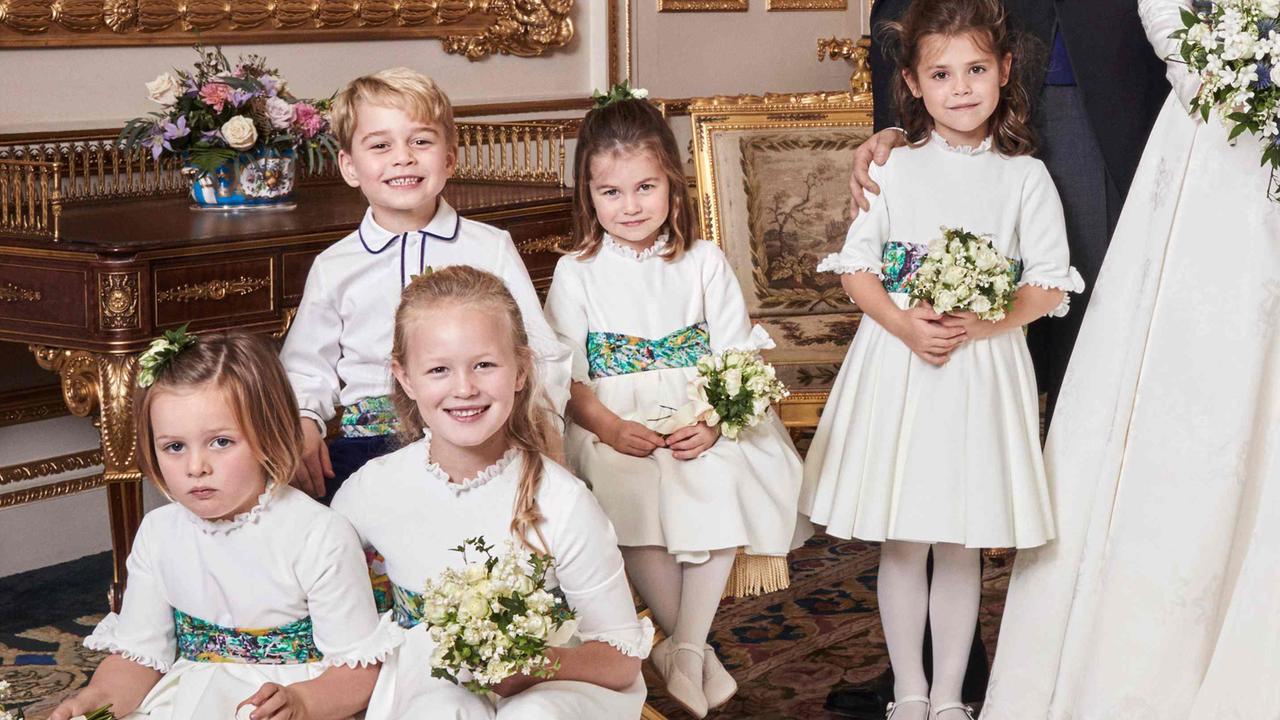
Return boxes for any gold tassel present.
[722,552,790,598]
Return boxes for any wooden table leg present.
[32,346,141,612]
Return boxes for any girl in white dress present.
[544,95,808,718]
[331,265,653,719]
[799,1,1082,718]
[51,331,396,720]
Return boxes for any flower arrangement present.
[691,350,788,440]
[905,227,1018,322]
[591,80,650,109]
[1174,0,1280,199]
[119,46,338,177]
[1,679,112,720]
[419,537,574,695]
[136,324,197,388]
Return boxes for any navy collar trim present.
[356,202,461,254]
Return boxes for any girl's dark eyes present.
[639,183,655,192]
[932,71,949,80]
[211,437,233,449]
[971,66,987,74]
[599,188,619,197]
[163,441,184,453]
[427,366,449,375]
[476,361,497,370]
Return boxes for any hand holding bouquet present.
[420,538,574,695]
[905,227,1018,322]
[690,350,788,440]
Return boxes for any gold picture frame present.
[657,0,748,11]
[767,0,847,9]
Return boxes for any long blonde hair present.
[390,266,556,553]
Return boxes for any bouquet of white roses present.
[905,227,1018,322]
[419,537,574,695]
[690,350,788,440]
[1174,0,1280,200]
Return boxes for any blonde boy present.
[281,67,571,498]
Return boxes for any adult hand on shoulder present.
[239,683,310,720]
[603,418,665,458]
[293,418,332,498]
[938,311,1005,343]
[894,302,966,366]
[666,422,720,460]
[49,687,111,720]
[849,128,908,218]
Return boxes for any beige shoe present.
[932,702,976,720]
[648,638,709,718]
[886,696,930,719]
[701,644,738,710]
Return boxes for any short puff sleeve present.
[1016,162,1086,317]
[816,161,891,278]
[544,257,596,387]
[83,514,176,672]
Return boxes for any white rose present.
[146,72,181,105]
[458,590,490,620]
[631,87,650,99]
[511,573,535,595]
[970,295,993,314]
[942,265,967,285]
[464,564,488,583]
[523,613,549,639]
[723,368,743,397]
[266,96,295,130]
[220,116,258,151]
[935,290,958,311]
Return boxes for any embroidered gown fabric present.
[83,486,398,719]
[799,132,1083,549]
[330,434,654,719]
[544,237,810,564]
[982,1,1280,716]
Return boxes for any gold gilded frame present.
[657,0,748,11]
[688,91,873,426]
[0,0,574,54]
[768,0,847,8]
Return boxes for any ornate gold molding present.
[518,233,572,255]
[157,276,270,303]
[818,36,872,94]
[0,386,68,428]
[0,449,103,486]
[0,0,575,55]
[98,272,140,329]
[657,0,747,9]
[0,473,106,508]
[0,281,41,303]
[769,0,846,8]
[30,347,138,474]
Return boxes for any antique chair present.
[688,91,876,427]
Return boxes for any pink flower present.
[199,82,233,113]
[293,102,326,138]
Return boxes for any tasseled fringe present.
[722,553,790,598]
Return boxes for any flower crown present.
[591,81,650,109]
[137,324,198,388]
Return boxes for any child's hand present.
[603,418,665,457]
[50,687,111,720]
[893,302,967,366]
[489,668,541,698]
[938,311,1007,343]
[293,418,333,498]
[239,682,310,720]
[666,422,720,460]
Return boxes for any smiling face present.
[587,147,671,252]
[391,302,526,473]
[904,30,1011,148]
[150,382,268,521]
[338,102,456,233]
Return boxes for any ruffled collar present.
[930,130,992,155]
[184,483,275,535]
[423,431,522,495]
[603,232,668,261]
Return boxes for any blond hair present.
[391,266,557,553]
[331,67,457,153]
[133,330,303,498]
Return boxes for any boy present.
[281,67,571,499]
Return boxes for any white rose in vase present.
[221,116,259,151]
[146,72,182,105]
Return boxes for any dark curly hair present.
[884,0,1041,156]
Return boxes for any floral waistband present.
[881,241,1022,294]
[173,609,321,664]
[340,395,398,438]
[392,583,427,629]
[586,322,711,380]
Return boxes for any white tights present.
[621,546,737,679]
[878,541,981,719]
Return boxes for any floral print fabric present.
[173,609,321,664]
[340,395,398,438]
[586,322,711,379]
[880,240,1022,295]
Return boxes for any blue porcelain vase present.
[186,148,296,209]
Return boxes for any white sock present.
[621,545,683,636]
[670,548,736,679]
[928,542,981,712]
[878,540,932,720]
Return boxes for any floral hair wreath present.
[137,324,198,388]
[591,80,650,109]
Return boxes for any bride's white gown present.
[981,0,1280,718]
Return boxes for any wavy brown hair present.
[390,266,556,553]
[133,330,303,497]
[885,0,1038,156]
[570,98,695,261]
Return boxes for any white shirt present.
[281,199,572,426]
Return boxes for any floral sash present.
[173,609,321,664]
[586,322,711,379]
[392,583,427,629]
[340,395,398,438]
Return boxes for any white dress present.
[330,434,654,720]
[83,486,398,720]
[543,236,809,564]
[982,1,1280,716]
[799,133,1084,549]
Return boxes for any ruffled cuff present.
[816,252,883,278]
[83,613,173,673]
[319,611,404,669]
[1020,266,1085,318]
[577,617,655,660]
[725,324,777,353]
